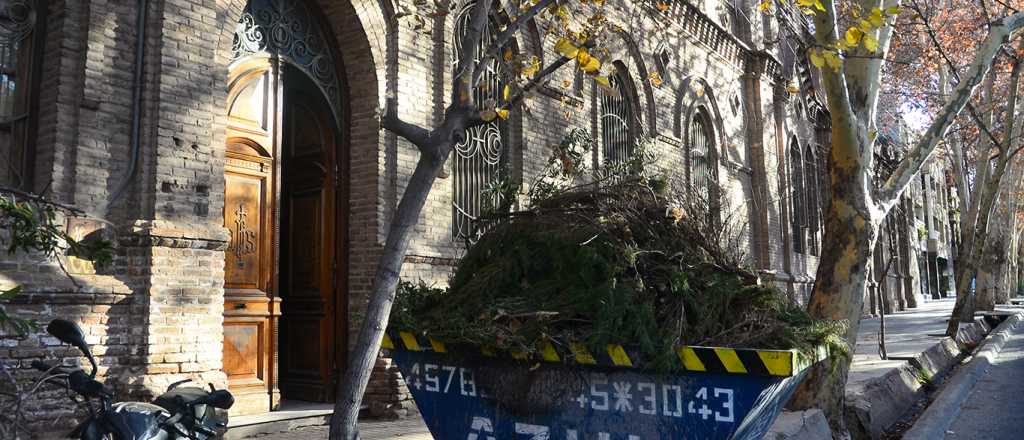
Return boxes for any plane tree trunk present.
[789,2,1024,434]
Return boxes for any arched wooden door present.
[222,59,346,415]
[277,66,346,402]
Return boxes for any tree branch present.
[908,0,1004,149]
[381,97,431,149]
[505,55,574,107]
[878,13,1024,205]
[453,0,492,107]
[812,0,858,142]
[844,0,895,127]
[0,186,84,215]
[472,0,558,87]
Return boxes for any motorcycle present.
[30,319,234,439]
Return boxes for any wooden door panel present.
[287,190,322,295]
[223,319,264,382]
[225,171,266,290]
[223,144,275,415]
[281,318,322,374]
[277,85,339,403]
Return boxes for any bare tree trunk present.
[791,4,1024,432]
[947,46,1024,332]
[948,156,1010,329]
[787,83,881,432]
[329,142,451,439]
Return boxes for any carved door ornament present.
[232,202,258,265]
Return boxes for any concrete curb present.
[902,312,1023,440]
[843,318,989,439]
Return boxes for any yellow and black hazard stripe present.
[383,331,825,378]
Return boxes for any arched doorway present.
[221,0,348,416]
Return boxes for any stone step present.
[225,401,335,439]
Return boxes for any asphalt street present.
[944,329,1024,439]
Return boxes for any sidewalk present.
[904,313,1024,439]
[851,297,960,376]
[244,298,982,440]
[246,419,431,440]
[843,297,997,438]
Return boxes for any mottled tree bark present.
[790,1,1024,434]
[947,44,1024,334]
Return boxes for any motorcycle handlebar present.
[31,360,110,399]
[30,360,54,372]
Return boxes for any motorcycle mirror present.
[46,319,98,378]
[47,319,88,351]
[205,390,234,409]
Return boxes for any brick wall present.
[0,0,940,429]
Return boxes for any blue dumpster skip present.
[385,332,826,440]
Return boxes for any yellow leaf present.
[885,6,901,15]
[503,48,514,62]
[648,71,663,87]
[496,108,510,120]
[823,51,842,71]
[521,56,540,77]
[814,0,825,11]
[869,14,884,27]
[859,19,872,32]
[576,49,591,65]
[863,34,878,52]
[845,27,862,45]
[796,0,814,7]
[595,75,618,98]
[656,1,670,12]
[503,84,511,100]
[758,0,771,11]
[581,55,601,73]
[554,38,579,59]
[809,49,825,68]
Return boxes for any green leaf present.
[0,285,22,301]
[809,49,825,68]
[824,51,842,71]
[863,34,879,52]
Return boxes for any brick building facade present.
[0,0,952,428]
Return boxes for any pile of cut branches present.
[391,177,844,371]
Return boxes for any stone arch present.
[602,27,657,137]
[214,0,386,353]
[674,75,728,161]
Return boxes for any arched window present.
[804,145,820,255]
[599,66,636,166]
[0,0,42,190]
[789,138,806,254]
[452,2,508,241]
[687,108,717,204]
